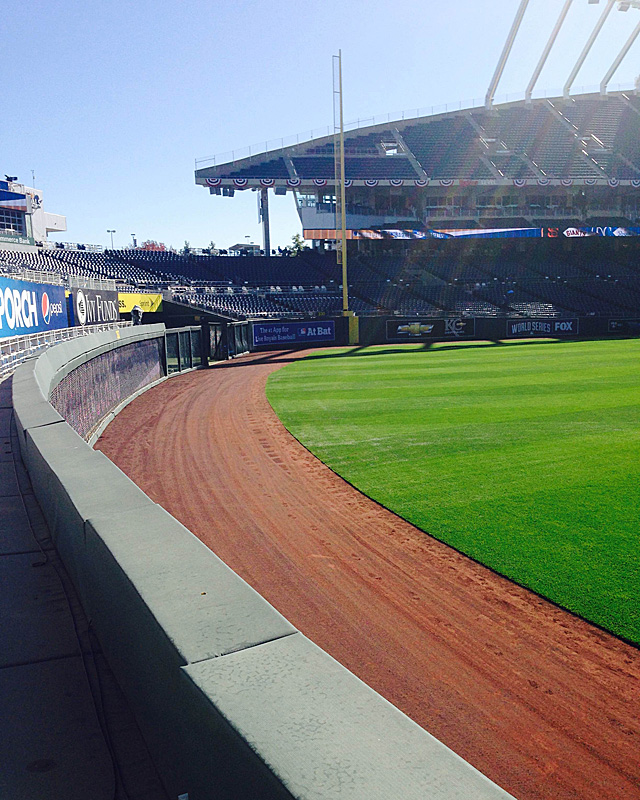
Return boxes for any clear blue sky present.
[5,1,640,250]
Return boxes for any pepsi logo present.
[41,293,51,324]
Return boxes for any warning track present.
[97,350,640,800]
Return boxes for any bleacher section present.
[2,240,639,320]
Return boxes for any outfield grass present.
[266,338,640,644]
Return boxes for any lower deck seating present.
[2,239,640,320]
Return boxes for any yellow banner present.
[118,293,163,313]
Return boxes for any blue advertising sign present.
[506,318,579,338]
[0,276,68,339]
[252,320,335,347]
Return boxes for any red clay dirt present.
[96,350,640,800]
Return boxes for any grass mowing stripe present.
[267,339,640,644]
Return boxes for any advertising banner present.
[118,292,163,314]
[69,287,119,326]
[560,226,640,238]
[358,227,544,240]
[506,318,579,338]
[351,226,640,241]
[252,321,335,347]
[387,317,476,341]
[608,319,640,334]
[0,276,68,338]
[0,189,29,212]
[0,232,33,246]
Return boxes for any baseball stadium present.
[1,2,639,799]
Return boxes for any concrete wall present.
[12,326,515,800]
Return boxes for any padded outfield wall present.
[11,324,514,800]
[248,314,639,353]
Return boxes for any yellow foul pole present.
[338,51,348,315]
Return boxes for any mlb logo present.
[300,328,306,335]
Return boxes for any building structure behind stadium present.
[0,176,67,251]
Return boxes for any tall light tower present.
[107,229,116,249]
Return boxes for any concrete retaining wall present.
[12,326,515,800]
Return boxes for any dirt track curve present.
[97,350,640,800]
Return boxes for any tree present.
[290,233,309,256]
[181,240,191,256]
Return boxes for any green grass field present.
[266,338,640,644]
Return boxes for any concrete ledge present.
[184,634,515,800]
[84,506,298,799]
[12,359,64,439]
[24,423,151,600]
[85,505,295,666]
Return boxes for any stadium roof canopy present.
[195,91,640,191]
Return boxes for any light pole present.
[107,229,116,249]
[131,233,136,248]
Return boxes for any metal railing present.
[0,269,65,286]
[69,275,117,291]
[0,322,132,380]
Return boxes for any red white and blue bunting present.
[199,176,640,189]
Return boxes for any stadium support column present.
[260,188,271,257]
[600,18,640,95]
[485,0,530,109]
[563,0,615,99]
[525,0,573,104]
